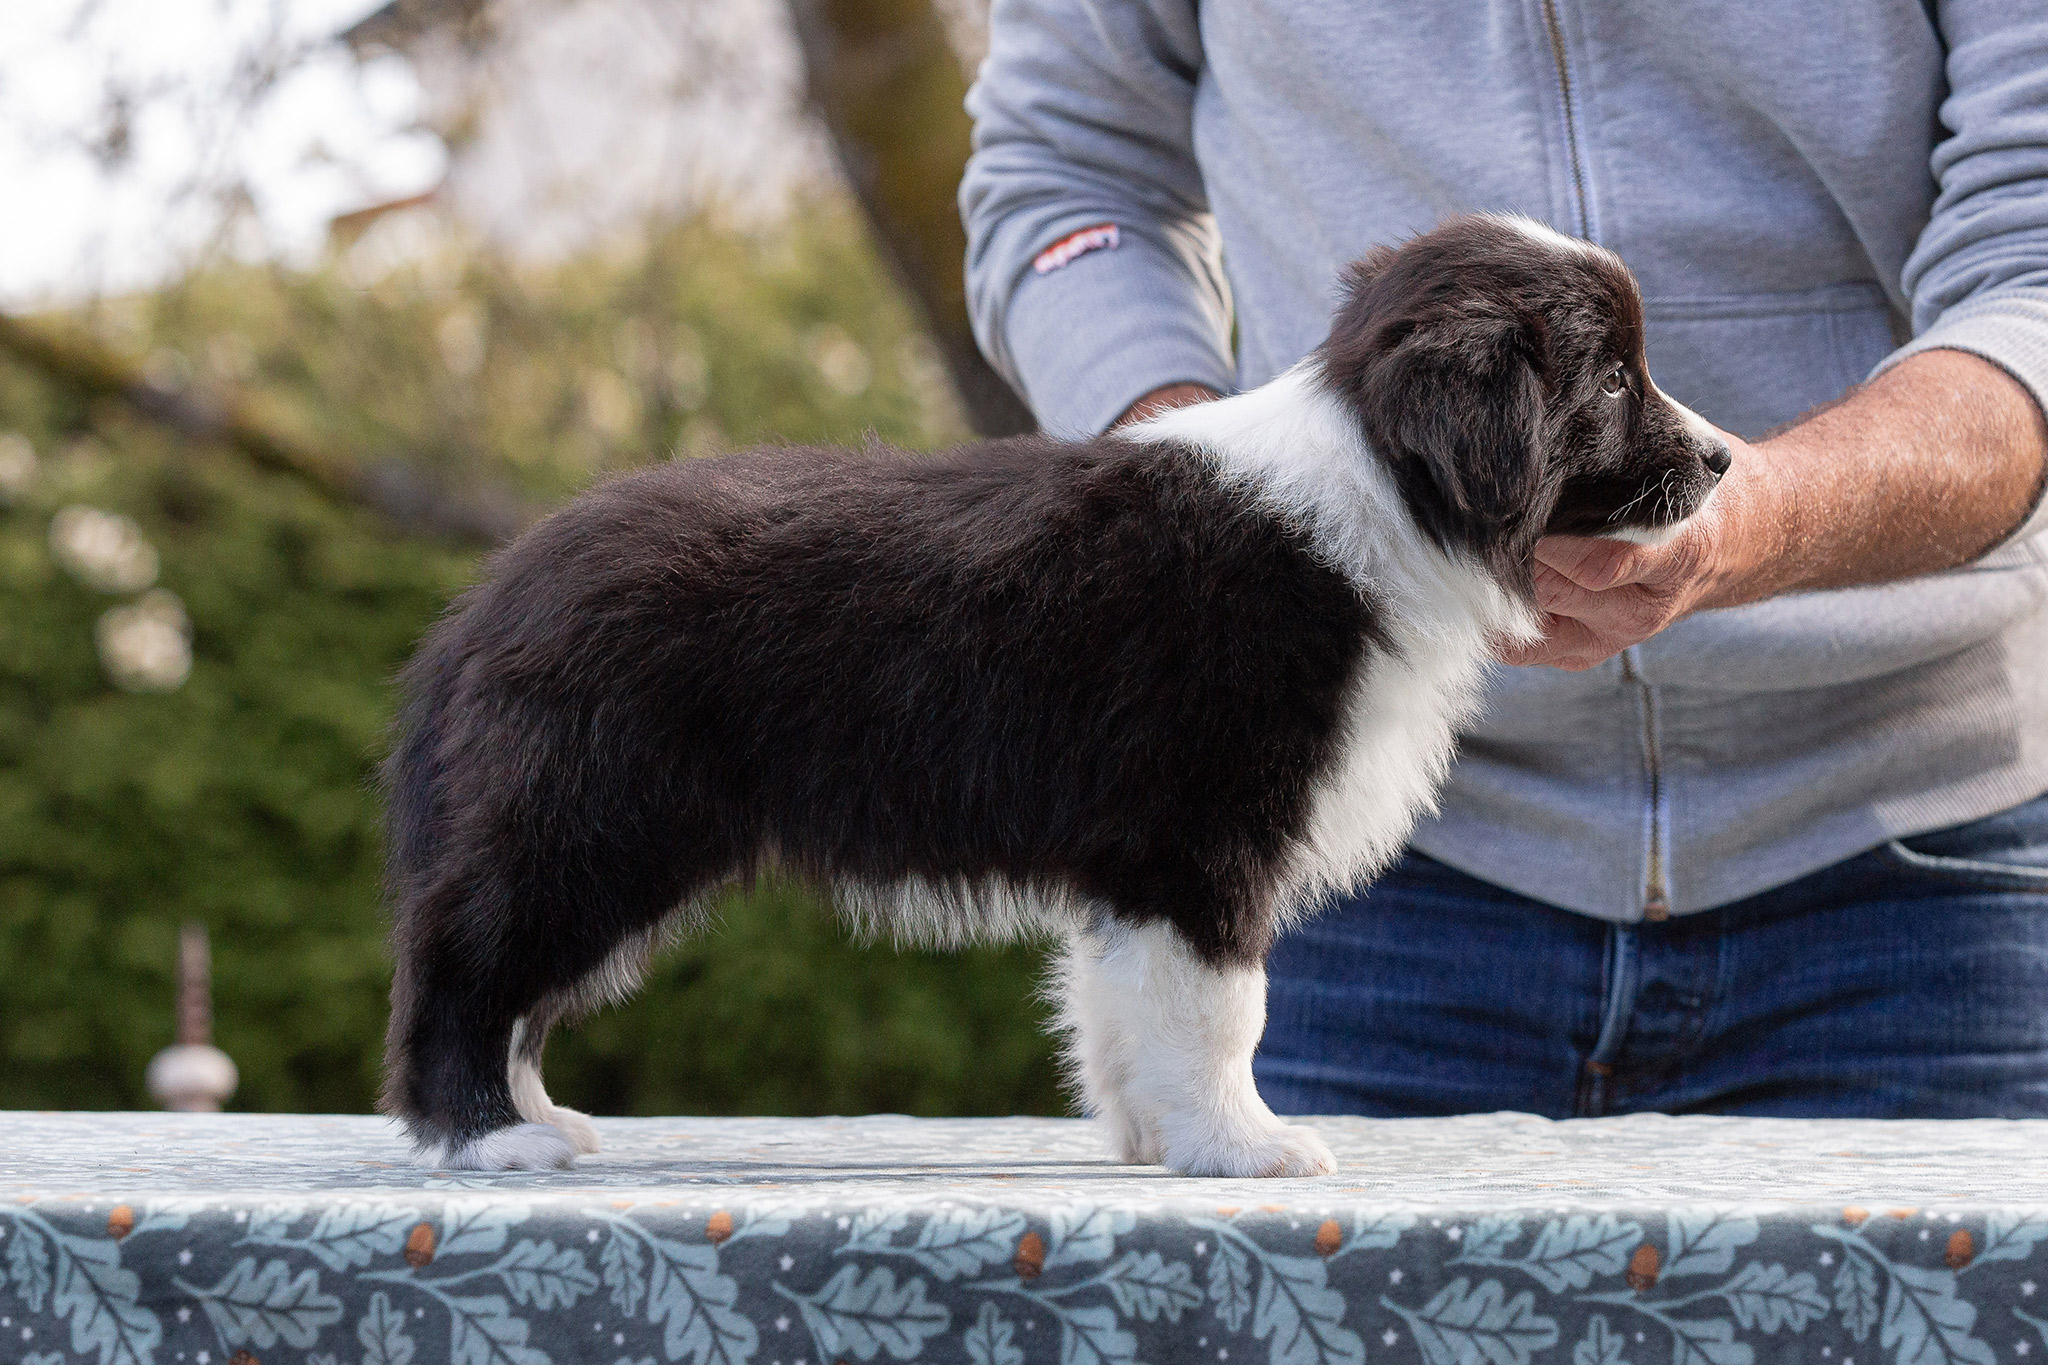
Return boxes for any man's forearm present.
[1702,348,2048,610]
[1114,382,1223,429]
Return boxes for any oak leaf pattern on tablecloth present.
[10,1112,2048,1365]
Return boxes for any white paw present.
[1167,1122,1338,1179]
[1259,1124,1339,1178]
[428,1122,577,1171]
[548,1106,603,1156]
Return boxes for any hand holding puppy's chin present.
[1497,431,1781,671]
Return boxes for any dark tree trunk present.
[787,0,1036,438]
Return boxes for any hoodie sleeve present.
[958,0,1236,437]
[1878,3,2048,538]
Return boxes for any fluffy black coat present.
[380,213,1728,1167]
[384,437,1379,1143]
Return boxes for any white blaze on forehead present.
[1483,213,1619,268]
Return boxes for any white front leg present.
[1056,920,1337,1178]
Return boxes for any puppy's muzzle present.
[1660,384,1732,482]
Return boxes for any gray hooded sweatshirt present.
[959,0,2048,923]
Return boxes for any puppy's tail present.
[381,616,462,900]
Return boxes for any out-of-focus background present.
[0,0,1062,1117]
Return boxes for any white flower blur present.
[95,589,192,693]
[0,432,36,504]
[667,327,710,411]
[805,324,872,397]
[49,504,159,593]
[437,307,486,378]
[581,368,639,439]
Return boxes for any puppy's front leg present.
[1054,930,1161,1165]
[1058,921,1337,1178]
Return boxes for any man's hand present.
[1501,349,2048,670]
[1500,433,1777,669]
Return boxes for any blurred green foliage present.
[0,202,1064,1118]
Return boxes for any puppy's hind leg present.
[383,876,579,1173]
[508,1014,601,1156]
[1061,920,1336,1179]
[385,847,698,1172]
[504,930,667,1157]
[384,974,576,1171]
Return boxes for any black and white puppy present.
[381,214,1728,1177]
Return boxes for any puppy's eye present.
[1602,365,1629,397]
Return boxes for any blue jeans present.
[1256,793,2048,1118]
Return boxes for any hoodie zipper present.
[1543,0,1661,917]
[1620,651,1671,921]
[1537,0,1591,238]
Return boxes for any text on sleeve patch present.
[1034,223,1120,274]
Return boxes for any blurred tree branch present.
[0,310,531,545]
[788,0,1035,438]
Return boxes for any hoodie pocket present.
[1641,283,1896,439]
[1627,282,2048,690]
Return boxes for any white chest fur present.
[1137,367,1541,914]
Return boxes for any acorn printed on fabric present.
[405,1221,437,1267]
[1626,1241,1660,1291]
[1314,1220,1343,1257]
[1014,1230,1046,1280]
[1947,1229,1975,1269]
[106,1205,135,1239]
[706,1210,734,1245]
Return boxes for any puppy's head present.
[1315,214,1729,593]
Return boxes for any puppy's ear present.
[1343,315,1555,591]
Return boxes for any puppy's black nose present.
[1702,442,1732,478]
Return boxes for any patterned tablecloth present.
[6,1111,2048,1365]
